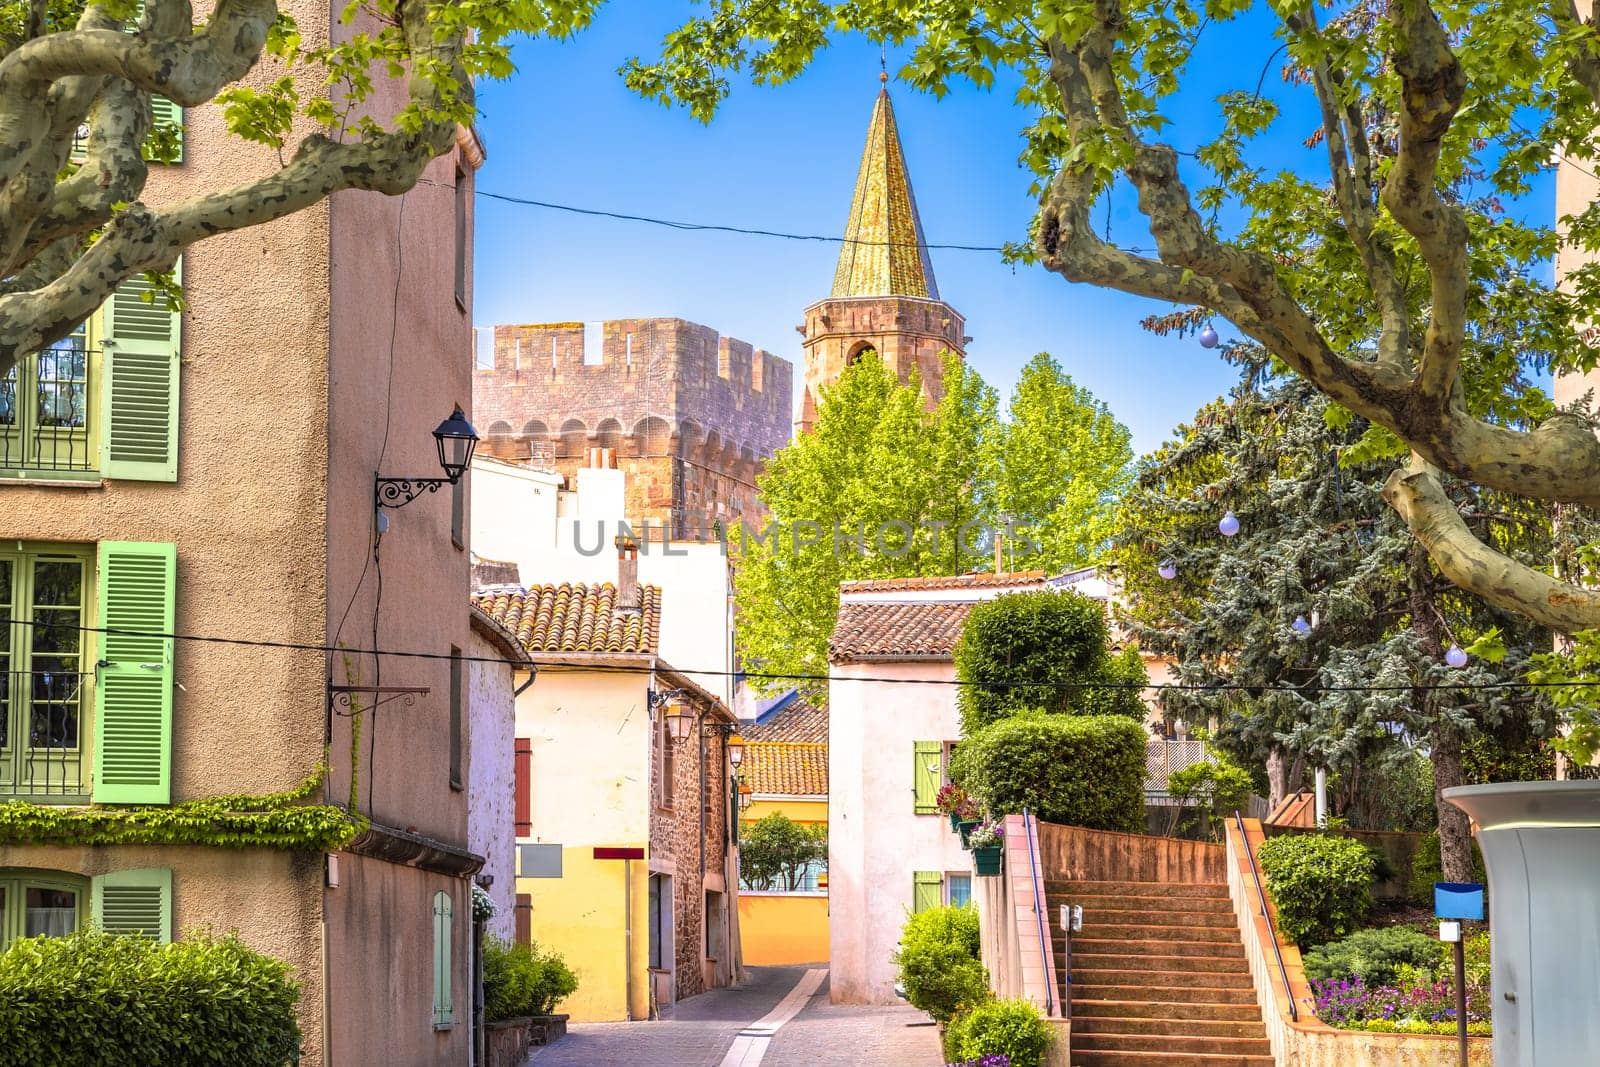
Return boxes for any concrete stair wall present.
[1048,879,1274,1067]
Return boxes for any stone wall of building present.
[474,319,792,537]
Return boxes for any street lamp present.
[738,782,753,811]
[375,406,480,510]
[648,688,695,741]
[727,734,745,769]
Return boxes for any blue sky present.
[471,4,1553,455]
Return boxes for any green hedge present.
[483,937,578,1021]
[944,997,1055,1067]
[0,930,300,1067]
[1257,834,1377,946]
[891,905,988,1024]
[1301,927,1443,986]
[953,590,1148,732]
[950,713,1147,832]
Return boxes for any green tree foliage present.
[1163,752,1253,839]
[996,353,1133,573]
[943,997,1055,1067]
[954,590,1148,733]
[891,905,989,1025]
[0,930,301,1067]
[735,352,1130,698]
[482,938,579,1021]
[1111,363,1553,879]
[625,0,1600,763]
[950,713,1146,832]
[737,812,827,892]
[1257,834,1378,946]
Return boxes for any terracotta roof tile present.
[471,582,661,655]
[838,571,1047,593]
[743,742,828,797]
[742,699,827,743]
[829,601,979,662]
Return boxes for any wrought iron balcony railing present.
[0,342,98,475]
[2,668,91,799]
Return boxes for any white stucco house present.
[826,571,1050,1005]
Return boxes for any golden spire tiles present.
[831,86,940,300]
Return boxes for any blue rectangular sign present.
[1434,882,1485,921]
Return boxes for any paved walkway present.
[528,966,944,1067]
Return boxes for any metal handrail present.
[1022,809,1056,1018]
[1234,810,1297,1022]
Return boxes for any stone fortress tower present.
[797,74,970,434]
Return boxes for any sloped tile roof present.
[471,582,660,655]
[742,698,827,743]
[743,742,828,797]
[838,571,1047,593]
[829,601,975,662]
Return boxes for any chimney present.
[616,534,640,612]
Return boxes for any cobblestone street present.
[528,967,944,1067]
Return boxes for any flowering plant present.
[472,884,497,923]
[936,783,980,820]
[966,818,1006,849]
[1311,974,1491,1035]
[944,1056,1009,1067]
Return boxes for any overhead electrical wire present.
[6,615,1592,694]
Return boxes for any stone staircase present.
[1045,879,1273,1066]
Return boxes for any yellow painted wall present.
[746,797,827,825]
[516,668,653,1022]
[738,795,829,965]
[738,892,829,965]
[519,845,650,1022]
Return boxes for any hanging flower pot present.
[957,819,980,847]
[972,845,1003,877]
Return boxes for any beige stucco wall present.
[1556,145,1600,405]
[828,659,970,1004]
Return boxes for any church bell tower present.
[796,75,968,435]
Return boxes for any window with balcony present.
[0,540,176,805]
[0,273,180,482]
[0,546,93,800]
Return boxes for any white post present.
[1314,768,1328,827]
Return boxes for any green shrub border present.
[0,767,365,852]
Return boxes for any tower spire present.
[830,84,939,300]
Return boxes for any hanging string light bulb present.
[1292,615,1311,635]
[1158,559,1177,580]
[1218,510,1241,537]
[1445,643,1469,669]
[1198,324,1220,349]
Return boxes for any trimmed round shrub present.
[944,997,1054,1067]
[950,712,1146,832]
[1257,834,1378,946]
[1301,926,1443,985]
[483,937,579,1020]
[892,905,988,1024]
[954,590,1148,732]
[0,929,301,1067]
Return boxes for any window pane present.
[32,561,83,608]
[25,886,78,938]
[0,368,15,427]
[947,875,972,909]
[34,346,88,429]
[0,559,11,751]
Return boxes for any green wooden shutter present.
[93,541,176,804]
[92,867,173,943]
[147,94,183,162]
[913,740,941,814]
[99,266,180,482]
[913,871,942,914]
[432,890,455,1026]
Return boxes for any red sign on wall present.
[593,846,645,861]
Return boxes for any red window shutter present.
[515,893,532,945]
[514,738,532,836]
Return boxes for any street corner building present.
[825,571,1050,1005]
[0,1,493,1060]
[473,566,743,1023]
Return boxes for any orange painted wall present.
[737,892,829,965]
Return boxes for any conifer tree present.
[1112,360,1552,880]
